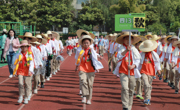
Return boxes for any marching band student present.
[113,32,141,110]
[172,39,180,94]
[160,35,172,83]
[165,36,178,89]
[19,32,42,101]
[105,34,113,71]
[36,34,47,88]
[42,34,52,81]
[134,35,146,100]
[75,35,103,105]
[156,35,166,80]
[139,40,161,105]
[14,40,34,104]
[94,36,98,52]
[30,41,42,94]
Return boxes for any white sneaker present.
[24,98,28,104]
[50,74,52,78]
[58,69,60,71]
[55,70,57,73]
[81,95,83,98]
[17,96,23,103]
[9,75,13,78]
[79,90,82,95]
[87,100,91,105]
[47,77,50,81]
[82,97,86,103]
[53,72,56,75]
[28,93,32,101]
[34,89,38,94]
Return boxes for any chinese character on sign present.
[133,17,145,28]
[120,18,125,23]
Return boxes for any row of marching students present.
[13,31,64,104]
[105,32,176,110]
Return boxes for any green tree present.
[78,5,105,31]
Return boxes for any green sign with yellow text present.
[115,13,145,32]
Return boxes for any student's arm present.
[29,54,34,75]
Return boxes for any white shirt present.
[54,39,60,55]
[172,48,180,72]
[31,46,43,69]
[45,42,52,55]
[94,38,98,45]
[39,44,47,59]
[58,40,64,50]
[113,45,141,78]
[165,43,174,64]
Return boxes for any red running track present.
[0,48,180,110]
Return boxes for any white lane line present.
[0,78,10,85]
[18,55,69,110]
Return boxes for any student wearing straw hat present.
[98,35,105,56]
[94,36,98,52]
[134,35,146,100]
[172,39,180,94]
[145,33,153,40]
[51,31,60,75]
[30,41,42,94]
[18,32,42,101]
[164,35,178,89]
[41,34,53,81]
[36,34,47,88]
[139,40,161,105]
[113,32,141,110]
[156,35,166,80]
[105,34,113,71]
[160,35,172,83]
[75,29,102,97]
[14,40,34,104]
[75,35,103,105]
[110,33,121,77]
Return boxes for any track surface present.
[0,48,180,110]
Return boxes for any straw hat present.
[165,35,172,43]
[18,32,37,42]
[139,40,158,52]
[170,35,178,40]
[145,33,153,39]
[30,41,41,45]
[89,33,95,39]
[42,34,50,40]
[106,34,113,39]
[116,32,141,45]
[76,29,89,38]
[20,40,31,47]
[151,35,161,41]
[35,34,47,44]
[47,31,52,35]
[79,35,94,46]
[173,39,180,47]
[161,35,166,39]
[52,31,60,40]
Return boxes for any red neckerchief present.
[157,40,159,43]
[37,45,41,52]
[145,52,155,66]
[162,43,165,47]
[21,51,27,68]
[47,40,50,43]
[53,38,55,41]
[83,47,90,63]
[98,39,102,44]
